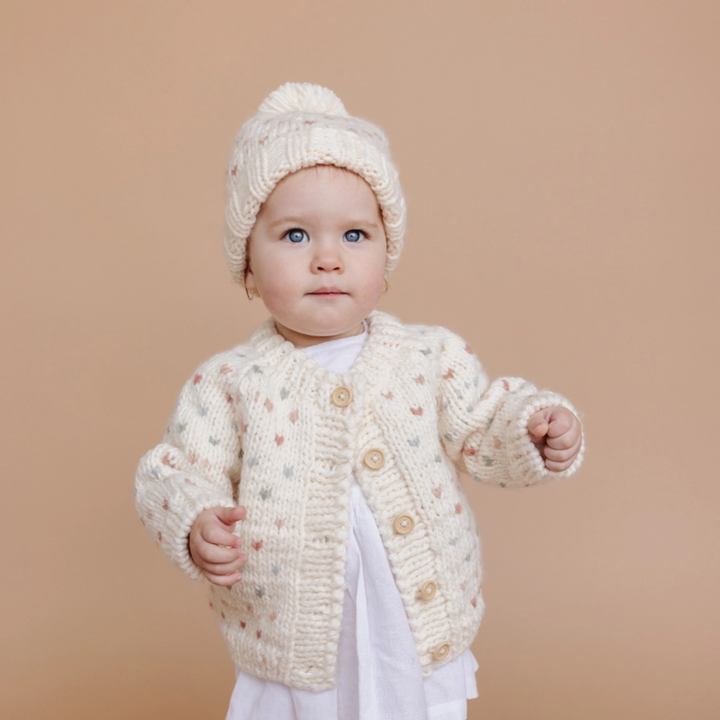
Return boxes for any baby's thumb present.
[526,414,549,439]
[215,505,246,526]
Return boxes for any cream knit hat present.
[224,82,406,286]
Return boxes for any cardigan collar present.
[245,310,410,380]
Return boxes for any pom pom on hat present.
[258,82,349,117]
[224,82,406,287]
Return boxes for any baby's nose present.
[315,259,342,271]
[313,243,343,272]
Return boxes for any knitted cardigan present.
[135,311,584,691]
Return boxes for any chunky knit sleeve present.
[134,354,243,579]
[437,331,584,487]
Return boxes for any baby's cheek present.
[358,262,386,297]
[259,279,294,313]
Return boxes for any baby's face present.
[246,165,387,347]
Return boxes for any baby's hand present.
[189,506,247,586]
[527,406,582,472]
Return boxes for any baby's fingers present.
[543,434,582,469]
[215,505,246,525]
[200,553,247,575]
[202,569,244,587]
[546,408,579,441]
[546,417,581,450]
[198,542,244,565]
[202,524,241,549]
[526,411,550,440]
[196,550,247,584]
[544,456,576,472]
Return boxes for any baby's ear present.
[244,271,260,301]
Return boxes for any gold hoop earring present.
[383,279,389,295]
[245,286,258,301]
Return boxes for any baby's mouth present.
[309,287,347,295]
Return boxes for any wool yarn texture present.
[223,82,406,286]
[135,311,584,691]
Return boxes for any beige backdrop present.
[2,1,718,718]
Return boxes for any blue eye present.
[344,230,365,243]
[285,229,308,243]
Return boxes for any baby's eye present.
[343,229,366,243]
[285,229,309,243]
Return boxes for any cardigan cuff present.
[504,391,585,486]
[161,475,236,580]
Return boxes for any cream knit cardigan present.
[135,311,583,691]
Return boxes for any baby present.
[135,82,583,720]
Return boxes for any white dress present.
[225,327,479,720]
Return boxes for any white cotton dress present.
[225,325,479,720]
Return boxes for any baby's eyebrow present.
[345,219,382,230]
[267,216,381,230]
[267,216,310,230]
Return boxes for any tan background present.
[1,1,718,718]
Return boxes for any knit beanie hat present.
[223,82,406,286]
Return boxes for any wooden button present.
[393,513,415,535]
[363,449,385,470]
[331,386,352,407]
[420,581,436,601]
[433,643,450,661]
